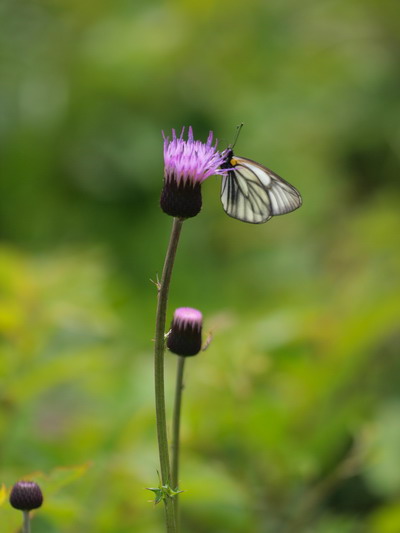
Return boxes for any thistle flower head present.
[167,307,203,357]
[9,481,43,511]
[163,127,226,186]
[160,127,226,218]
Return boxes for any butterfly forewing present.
[221,153,302,224]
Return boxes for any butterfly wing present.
[221,162,272,224]
[221,156,302,224]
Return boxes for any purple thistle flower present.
[160,127,226,219]
[9,481,43,511]
[163,127,225,185]
[167,307,203,357]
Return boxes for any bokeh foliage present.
[1,0,400,531]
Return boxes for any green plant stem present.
[154,216,184,532]
[22,511,31,533]
[171,355,186,531]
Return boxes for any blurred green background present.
[1,0,400,531]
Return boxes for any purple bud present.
[9,481,43,511]
[167,307,203,357]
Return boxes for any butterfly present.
[220,130,302,224]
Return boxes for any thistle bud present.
[9,481,43,511]
[167,307,203,357]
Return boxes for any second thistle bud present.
[167,307,203,357]
[9,481,43,511]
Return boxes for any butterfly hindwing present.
[221,152,302,224]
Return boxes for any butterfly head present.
[220,148,238,170]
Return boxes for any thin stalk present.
[154,216,184,532]
[171,356,186,530]
[22,511,31,533]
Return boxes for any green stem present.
[22,511,31,533]
[154,217,184,532]
[171,356,186,531]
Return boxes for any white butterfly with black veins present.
[220,146,302,224]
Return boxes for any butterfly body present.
[220,149,302,224]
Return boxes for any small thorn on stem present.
[150,274,162,291]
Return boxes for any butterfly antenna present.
[231,122,244,149]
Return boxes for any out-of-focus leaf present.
[0,484,7,506]
[368,501,400,533]
[363,403,400,497]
